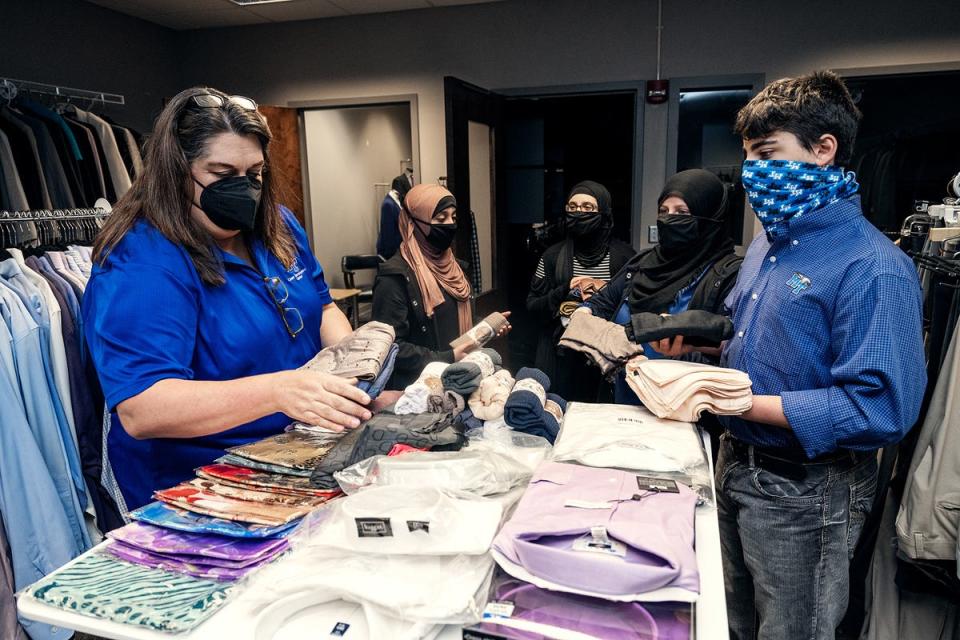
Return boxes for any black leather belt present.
[725,434,871,480]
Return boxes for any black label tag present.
[635,476,679,493]
[355,517,392,537]
[407,520,430,533]
[331,621,350,636]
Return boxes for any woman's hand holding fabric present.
[273,370,372,432]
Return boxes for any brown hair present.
[734,70,862,166]
[94,86,297,286]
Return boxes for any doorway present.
[843,69,960,234]
[299,101,416,288]
[445,77,642,370]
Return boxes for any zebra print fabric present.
[29,552,233,633]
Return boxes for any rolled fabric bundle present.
[428,390,465,414]
[450,311,511,350]
[459,408,484,432]
[468,369,516,421]
[503,368,560,443]
[441,348,502,396]
[396,362,449,415]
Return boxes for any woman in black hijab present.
[585,169,742,403]
[526,180,635,400]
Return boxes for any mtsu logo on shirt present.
[786,272,812,295]
[286,257,306,282]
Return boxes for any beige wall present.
[302,104,413,287]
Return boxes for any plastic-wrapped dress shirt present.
[493,462,700,602]
[552,402,713,502]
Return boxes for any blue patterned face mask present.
[741,159,859,237]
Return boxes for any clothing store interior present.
[2,0,960,639]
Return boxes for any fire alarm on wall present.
[646,79,669,104]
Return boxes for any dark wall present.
[0,0,183,132]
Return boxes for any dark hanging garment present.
[12,110,76,209]
[0,107,51,209]
[64,118,108,203]
[18,103,86,207]
[67,116,115,202]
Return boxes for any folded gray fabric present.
[558,311,645,375]
[310,410,468,489]
[628,310,734,347]
[427,390,465,414]
[300,321,396,381]
[441,348,502,395]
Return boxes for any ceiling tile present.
[149,8,271,29]
[330,0,430,15]
[87,0,233,16]
[427,0,505,5]
[245,0,348,22]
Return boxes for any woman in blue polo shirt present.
[82,87,372,510]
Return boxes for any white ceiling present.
[84,0,505,30]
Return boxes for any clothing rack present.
[0,77,125,106]
[0,208,110,248]
[0,207,110,219]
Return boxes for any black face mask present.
[425,223,457,252]
[657,214,701,252]
[194,175,262,231]
[566,212,603,237]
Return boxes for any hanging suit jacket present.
[896,322,960,561]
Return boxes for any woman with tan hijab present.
[372,184,508,389]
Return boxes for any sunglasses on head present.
[188,92,258,111]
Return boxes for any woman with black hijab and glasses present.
[584,169,743,404]
[526,180,635,400]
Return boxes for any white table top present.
[19,432,728,640]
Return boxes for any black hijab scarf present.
[557,180,615,283]
[627,169,734,314]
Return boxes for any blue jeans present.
[716,434,877,640]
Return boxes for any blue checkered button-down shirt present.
[720,195,926,458]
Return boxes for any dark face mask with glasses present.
[565,201,603,237]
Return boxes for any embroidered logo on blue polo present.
[786,272,812,295]
[286,257,306,282]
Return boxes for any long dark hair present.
[94,86,297,286]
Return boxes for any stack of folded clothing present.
[558,310,645,375]
[310,409,468,490]
[552,402,713,502]
[625,358,752,422]
[396,361,448,414]
[442,347,502,396]
[468,369,515,421]
[104,521,291,582]
[503,367,567,444]
[626,309,735,347]
[291,322,397,432]
[249,485,504,638]
[492,462,700,603]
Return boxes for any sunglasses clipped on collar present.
[189,93,258,111]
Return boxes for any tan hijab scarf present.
[398,184,472,333]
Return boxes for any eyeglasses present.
[189,93,258,111]
[264,276,304,339]
[565,202,598,213]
